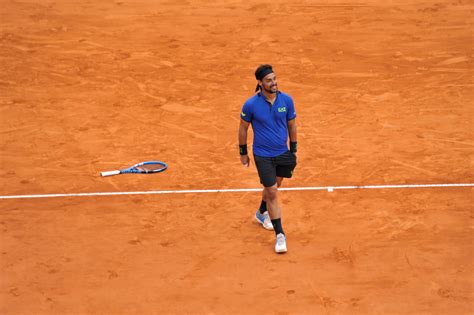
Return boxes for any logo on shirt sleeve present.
[241,112,246,117]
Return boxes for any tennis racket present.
[100,161,168,177]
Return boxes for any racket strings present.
[137,163,166,172]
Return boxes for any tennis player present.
[238,64,297,253]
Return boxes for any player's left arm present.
[288,118,297,142]
[287,96,297,154]
[288,118,297,155]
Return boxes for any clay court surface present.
[1,0,473,314]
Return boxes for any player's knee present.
[264,185,278,201]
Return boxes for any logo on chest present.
[277,107,287,113]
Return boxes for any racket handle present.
[100,170,120,177]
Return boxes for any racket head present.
[129,161,168,174]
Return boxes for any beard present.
[263,84,278,94]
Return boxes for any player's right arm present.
[239,119,251,167]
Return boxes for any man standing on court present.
[238,64,298,254]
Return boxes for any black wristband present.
[239,144,248,155]
[290,141,297,153]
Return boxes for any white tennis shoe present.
[255,210,273,230]
[275,233,287,253]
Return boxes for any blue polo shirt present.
[240,91,296,157]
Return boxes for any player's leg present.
[254,154,288,253]
[263,176,283,222]
[253,155,276,230]
[271,151,297,253]
[272,151,297,218]
[265,184,282,221]
[259,176,282,214]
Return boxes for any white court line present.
[0,183,472,200]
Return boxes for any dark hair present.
[255,64,274,92]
